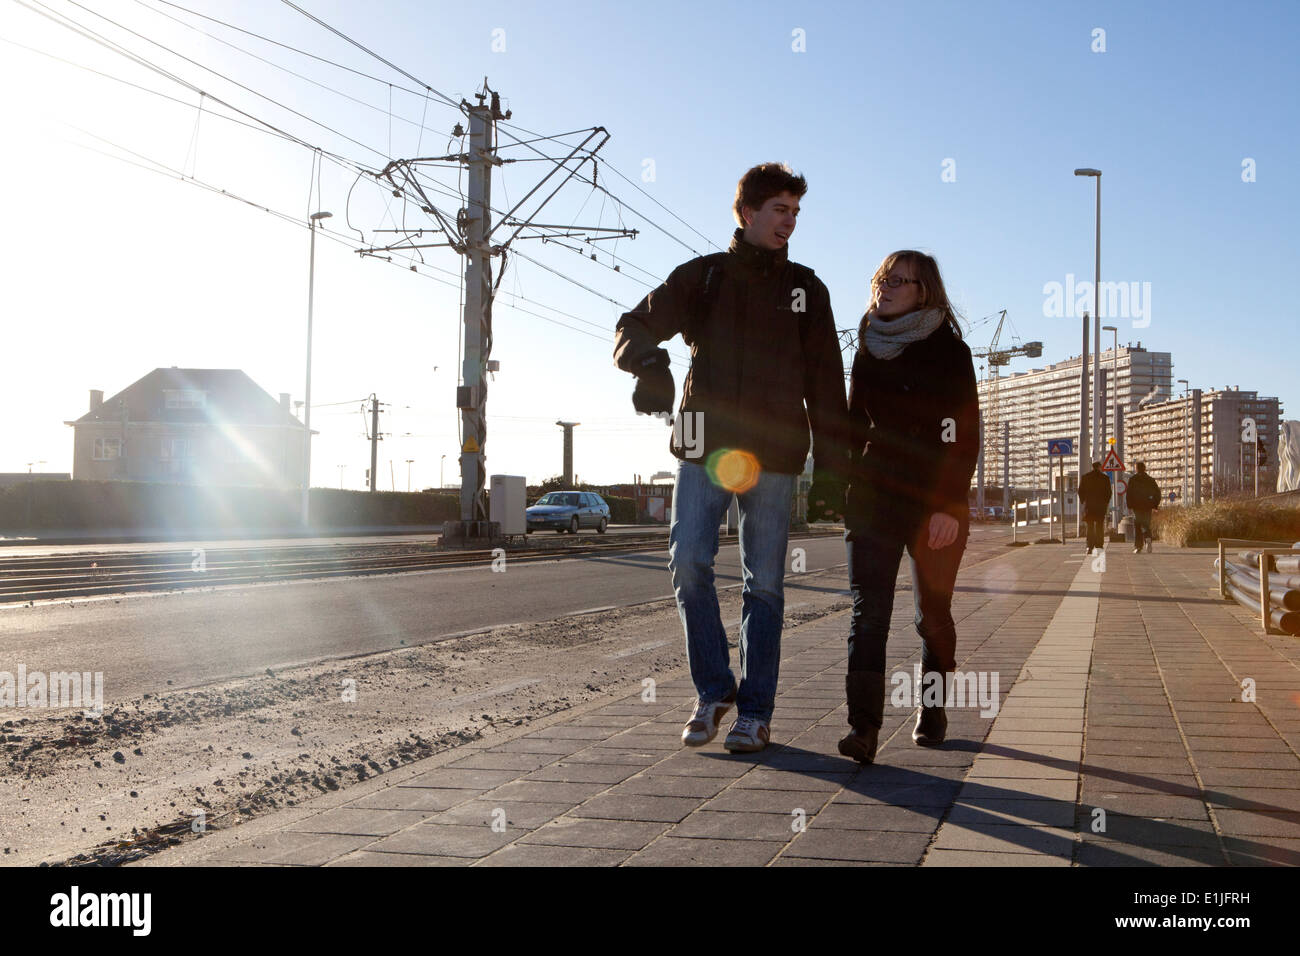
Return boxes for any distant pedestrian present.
[613,162,849,754]
[835,250,979,765]
[1125,462,1161,553]
[1078,461,1112,555]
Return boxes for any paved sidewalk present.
[140,539,1300,867]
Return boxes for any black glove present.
[807,471,847,522]
[631,348,675,416]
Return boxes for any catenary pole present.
[369,394,379,492]
[459,97,494,522]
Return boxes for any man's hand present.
[926,512,960,549]
[631,348,675,416]
[807,472,847,522]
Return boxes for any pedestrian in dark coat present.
[613,162,850,755]
[1078,461,1112,554]
[1125,461,1161,553]
[835,250,979,765]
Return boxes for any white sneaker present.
[723,716,770,753]
[681,692,735,747]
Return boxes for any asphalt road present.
[0,527,1013,705]
[0,534,852,700]
[0,524,662,557]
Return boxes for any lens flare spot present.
[706,448,761,494]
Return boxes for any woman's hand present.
[926,512,959,549]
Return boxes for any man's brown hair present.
[733,163,808,227]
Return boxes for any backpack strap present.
[685,252,728,343]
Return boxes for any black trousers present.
[844,513,969,676]
[1084,517,1105,551]
[1133,510,1153,549]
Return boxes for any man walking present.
[1078,461,1112,555]
[1125,461,1161,553]
[613,163,848,753]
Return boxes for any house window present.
[92,437,122,460]
[160,437,194,475]
[164,389,207,409]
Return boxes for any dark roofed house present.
[64,368,312,488]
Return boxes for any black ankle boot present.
[838,672,886,765]
[913,670,950,746]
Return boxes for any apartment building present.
[975,343,1173,497]
[1126,387,1283,502]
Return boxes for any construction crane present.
[970,310,1042,508]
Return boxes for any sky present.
[1,0,1296,492]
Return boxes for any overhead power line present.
[131,0,451,148]
[279,0,462,111]
[53,0,400,165]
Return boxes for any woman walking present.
[836,250,980,765]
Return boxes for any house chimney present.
[279,392,291,413]
[90,389,104,413]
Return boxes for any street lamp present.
[1075,168,1102,465]
[440,454,446,490]
[337,464,345,489]
[1178,378,1189,503]
[405,459,415,493]
[302,209,333,529]
[1103,324,1118,530]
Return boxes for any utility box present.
[490,474,526,536]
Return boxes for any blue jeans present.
[668,460,796,723]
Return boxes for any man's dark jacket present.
[844,320,979,528]
[1125,471,1161,512]
[1078,468,1113,519]
[613,229,848,476]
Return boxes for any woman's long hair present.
[864,250,964,339]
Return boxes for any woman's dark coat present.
[844,320,980,529]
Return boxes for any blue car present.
[526,491,610,534]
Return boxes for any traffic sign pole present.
[1047,438,1074,544]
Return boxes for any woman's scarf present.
[860,307,946,360]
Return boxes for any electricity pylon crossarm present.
[353,82,635,529]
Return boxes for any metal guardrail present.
[1215,538,1300,635]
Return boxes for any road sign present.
[1116,478,1128,496]
[462,436,480,454]
[1047,438,1074,456]
[1101,448,1124,471]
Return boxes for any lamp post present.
[1178,378,1189,503]
[1103,324,1118,529]
[1074,168,1102,463]
[337,464,345,489]
[405,459,415,493]
[440,454,446,490]
[302,210,333,528]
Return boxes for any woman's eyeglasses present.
[876,276,920,289]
